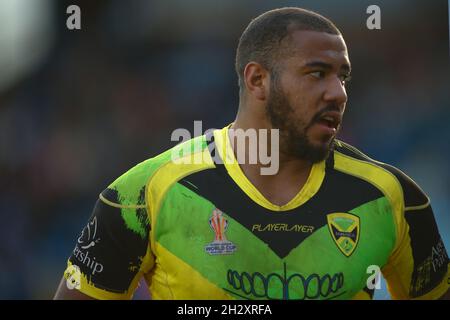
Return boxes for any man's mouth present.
[316,111,342,130]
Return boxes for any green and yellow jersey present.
[63,125,450,300]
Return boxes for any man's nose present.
[323,76,348,108]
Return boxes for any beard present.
[265,76,338,163]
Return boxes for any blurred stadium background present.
[0,0,448,299]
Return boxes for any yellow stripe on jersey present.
[213,126,326,212]
[65,261,132,300]
[149,242,233,300]
[99,193,147,209]
[352,290,372,300]
[333,151,405,252]
[146,147,215,255]
[405,200,431,212]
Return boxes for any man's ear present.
[243,62,270,101]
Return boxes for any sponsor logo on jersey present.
[410,238,449,297]
[205,208,237,255]
[225,262,345,300]
[72,216,104,275]
[431,239,448,272]
[73,246,104,275]
[77,216,100,249]
[251,224,314,233]
[327,212,360,257]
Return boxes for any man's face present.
[266,30,351,163]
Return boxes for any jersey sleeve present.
[381,165,449,299]
[63,164,155,300]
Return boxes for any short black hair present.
[235,7,341,91]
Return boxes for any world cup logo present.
[205,208,237,255]
[210,209,228,242]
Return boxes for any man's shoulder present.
[103,134,210,205]
[332,139,428,208]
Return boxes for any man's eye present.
[340,74,352,83]
[310,71,325,79]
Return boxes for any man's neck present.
[229,120,313,206]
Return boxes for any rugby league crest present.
[327,212,360,257]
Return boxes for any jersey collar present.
[212,125,326,212]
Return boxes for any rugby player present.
[54,7,449,300]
